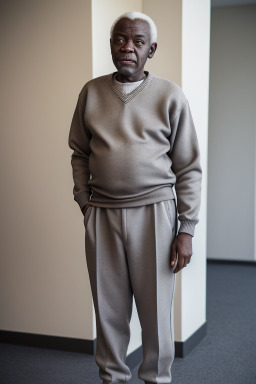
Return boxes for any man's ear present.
[148,42,157,59]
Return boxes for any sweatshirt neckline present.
[109,71,154,104]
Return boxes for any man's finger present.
[175,256,191,272]
[183,259,188,268]
[184,255,192,267]
[173,264,180,274]
[173,256,183,273]
[170,243,177,267]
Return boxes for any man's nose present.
[120,40,134,52]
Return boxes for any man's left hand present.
[170,233,193,273]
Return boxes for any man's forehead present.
[113,17,150,36]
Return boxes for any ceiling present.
[212,0,256,6]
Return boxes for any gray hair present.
[110,11,157,44]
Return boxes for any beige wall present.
[0,0,210,351]
[0,0,95,339]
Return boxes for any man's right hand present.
[82,204,90,216]
[170,233,193,273]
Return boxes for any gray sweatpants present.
[84,200,177,384]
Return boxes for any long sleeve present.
[169,100,202,236]
[68,91,91,211]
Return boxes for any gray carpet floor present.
[0,262,256,384]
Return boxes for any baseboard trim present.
[0,330,96,354]
[207,258,256,266]
[1,322,207,361]
[175,321,207,358]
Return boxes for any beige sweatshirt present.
[69,72,202,236]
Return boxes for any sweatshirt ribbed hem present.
[178,219,198,237]
[74,191,89,211]
[88,186,174,208]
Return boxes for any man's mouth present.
[117,57,136,64]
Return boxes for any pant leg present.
[85,206,133,384]
[126,200,177,384]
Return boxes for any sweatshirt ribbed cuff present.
[74,191,90,211]
[178,219,198,237]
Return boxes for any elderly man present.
[69,11,201,384]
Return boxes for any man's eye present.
[135,40,144,45]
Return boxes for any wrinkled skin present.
[110,17,157,82]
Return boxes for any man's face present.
[110,18,157,83]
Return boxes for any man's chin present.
[117,67,136,77]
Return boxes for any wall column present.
[144,0,210,353]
